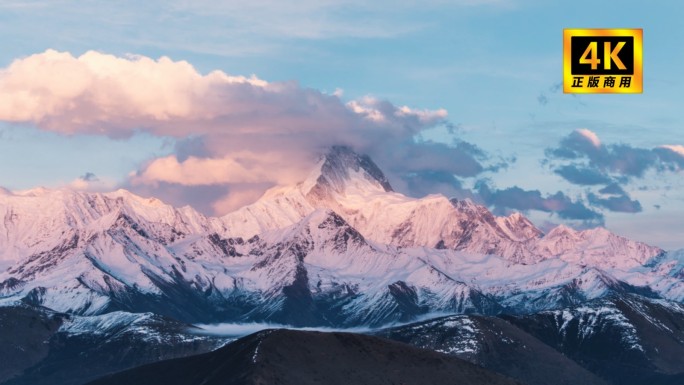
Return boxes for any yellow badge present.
[563,29,643,94]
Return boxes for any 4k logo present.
[564,29,643,93]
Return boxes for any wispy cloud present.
[193,322,375,337]
[192,311,462,336]
[167,0,513,40]
[0,0,514,57]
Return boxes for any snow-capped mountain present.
[221,146,547,261]
[221,146,661,266]
[0,147,680,328]
[0,188,223,264]
[532,225,661,269]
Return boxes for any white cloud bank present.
[0,50,466,212]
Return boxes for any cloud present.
[2,51,672,227]
[598,183,626,196]
[192,320,376,337]
[546,129,684,181]
[165,0,510,40]
[658,144,684,157]
[590,183,643,214]
[654,145,684,171]
[398,170,474,200]
[81,172,99,182]
[126,182,230,215]
[193,311,461,336]
[131,152,305,186]
[476,181,603,222]
[0,50,493,213]
[383,140,487,178]
[211,184,274,215]
[0,50,273,136]
[0,0,513,59]
[537,94,548,106]
[587,192,642,213]
[553,164,612,185]
[536,82,563,107]
[0,51,448,143]
[575,128,601,148]
[68,172,114,191]
[541,129,684,216]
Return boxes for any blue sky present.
[0,0,682,248]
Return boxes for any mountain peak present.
[546,224,577,237]
[302,146,393,198]
[13,187,52,197]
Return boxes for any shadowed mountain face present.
[0,305,227,385]
[87,329,523,385]
[375,315,610,385]
[4,296,683,385]
[375,295,684,385]
[0,306,65,382]
[501,296,684,385]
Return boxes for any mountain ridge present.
[0,146,680,327]
[86,328,524,385]
[1,146,683,385]
[220,146,662,266]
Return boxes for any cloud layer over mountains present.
[0,50,682,223]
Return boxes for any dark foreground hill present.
[87,329,522,385]
[0,305,226,385]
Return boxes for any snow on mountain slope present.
[0,146,679,327]
[396,247,669,313]
[221,146,546,263]
[619,249,684,302]
[223,209,501,326]
[219,146,393,239]
[220,146,660,266]
[0,188,224,264]
[232,209,678,323]
[0,201,498,325]
[645,248,684,279]
[0,189,257,318]
[534,225,661,270]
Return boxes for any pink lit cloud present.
[0,50,479,213]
